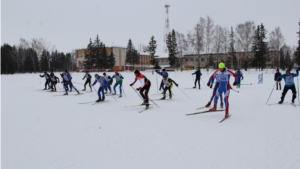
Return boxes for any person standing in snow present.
[278,69,299,104]
[156,68,168,92]
[160,75,178,100]
[82,70,92,92]
[111,72,124,97]
[274,69,282,90]
[92,74,109,102]
[206,74,224,108]
[103,72,112,94]
[235,68,244,88]
[130,70,151,108]
[40,71,50,90]
[208,62,237,118]
[192,68,202,89]
[49,73,60,92]
[62,70,80,95]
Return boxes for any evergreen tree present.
[251,24,268,70]
[285,50,292,69]
[293,28,300,66]
[83,39,94,71]
[24,48,39,73]
[126,39,139,69]
[107,51,116,69]
[1,44,16,74]
[40,50,50,71]
[94,35,103,71]
[279,47,286,70]
[148,35,157,68]
[166,29,179,68]
[101,44,109,69]
[207,53,214,69]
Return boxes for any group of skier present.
[39,62,299,119]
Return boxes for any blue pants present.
[98,87,105,98]
[113,83,122,94]
[210,83,223,103]
[64,81,78,92]
[214,86,230,111]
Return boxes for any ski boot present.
[145,104,149,109]
[82,88,86,91]
[225,110,229,118]
[160,96,166,100]
[102,96,105,101]
[112,93,116,95]
[141,99,147,105]
[220,102,224,108]
[278,100,283,104]
[96,97,102,102]
[119,94,122,98]
[64,92,68,95]
[169,94,172,99]
[43,88,46,90]
[205,102,211,108]
[193,86,196,88]
[209,104,217,111]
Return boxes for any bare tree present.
[212,25,223,54]
[269,27,285,51]
[205,16,214,54]
[221,27,230,54]
[176,31,188,70]
[235,21,256,52]
[187,17,206,67]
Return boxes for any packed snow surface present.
[2,69,300,169]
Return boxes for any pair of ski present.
[54,93,84,96]
[268,102,297,107]
[186,107,230,123]
[79,100,109,105]
[125,104,151,113]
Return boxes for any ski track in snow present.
[1,69,300,169]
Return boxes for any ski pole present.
[230,88,239,93]
[297,76,299,106]
[73,82,84,85]
[148,98,160,108]
[156,73,158,93]
[131,86,144,100]
[200,78,207,88]
[266,81,277,105]
[122,86,126,96]
[176,86,190,99]
[240,83,252,85]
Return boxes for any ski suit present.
[93,76,108,100]
[161,77,178,99]
[278,72,299,103]
[235,70,244,87]
[156,70,168,90]
[192,70,202,88]
[82,72,92,90]
[40,73,50,89]
[131,73,151,104]
[112,74,124,95]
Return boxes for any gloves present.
[233,82,237,86]
[82,78,84,80]
[210,84,213,88]
[207,82,210,87]
[136,87,141,91]
[130,83,133,86]
[175,84,179,87]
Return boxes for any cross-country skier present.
[49,73,60,92]
[92,74,109,102]
[130,70,151,108]
[160,75,178,100]
[206,75,224,108]
[235,68,244,88]
[274,69,282,90]
[62,70,80,95]
[111,72,124,97]
[278,68,299,104]
[192,68,202,89]
[103,72,112,94]
[82,70,92,92]
[208,62,237,118]
[39,71,50,90]
[156,68,168,92]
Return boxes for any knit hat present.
[134,70,140,75]
[218,62,225,69]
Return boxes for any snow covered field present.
[1,69,300,169]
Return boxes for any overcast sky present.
[1,0,300,54]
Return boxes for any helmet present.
[162,68,166,71]
[134,70,140,75]
[218,62,225,69]
[115,71,118,74]
[163,75,168,78]
[95,74,99,78]
[286,69,291,73]
[103,72,106,75]
[237,68,240,71]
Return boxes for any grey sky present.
[2,0,300,54]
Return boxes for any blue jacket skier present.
[62,70,80,95]
[111,72,124,97]
[92,74,109,102]
[235,68,244,88]
[278,69,299,104]
[192,68,202,89]
[156,68,168,91]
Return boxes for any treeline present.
[1,38,76,74]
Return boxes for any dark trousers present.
[140,82,151,103]
[163,86,172,97]
[194,78,200,88]
[276,81,281,90]
[280,85,297,102]
[45,79,50,89]
[84,79,91,89]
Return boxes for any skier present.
[274,69,282,90]
[208,62,237,118]
[160,75,179,100]
[92,74,109,102]
[103,72,112,94]
[206,75,224,108]
[82,70,92,92]
[192,68,202,89]
[156,68,168,92]
[111,72,124,97]
[278,68,299,104]
[130,70,151,108]
[60,73,70,91]
[62,70,80,95]
[49,74,60,92]
[39,71,50,90]
[235,68,244,88]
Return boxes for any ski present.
[219,115,231,123]
[138,107,150,113]
[290,103,297,107]
[79,101,95,104]
[268,102,288,106]
[186,109,224,116]
[92,100,110,105]
[195,106,207,110]
[125,104,151,108]
[73,93,84,96]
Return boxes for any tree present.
[279,47,286,70]
[24,48,39,73]
[107,51,116,69]
[188,17,205,67]
[40,50,50,71]
[1,44,16,74]
[148,36,157,68]
[221,27,230,53]
[293,24,300,66]
[166,29,179,68]
[212,25,224,54]
[205,16,214,54]
[235,21,256,52]
[251,24,269,70]
[229,27,238,69]
[269,27,285,51]
[83,39,94,71]
[176,31,188,70]
[126,39,139,69]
